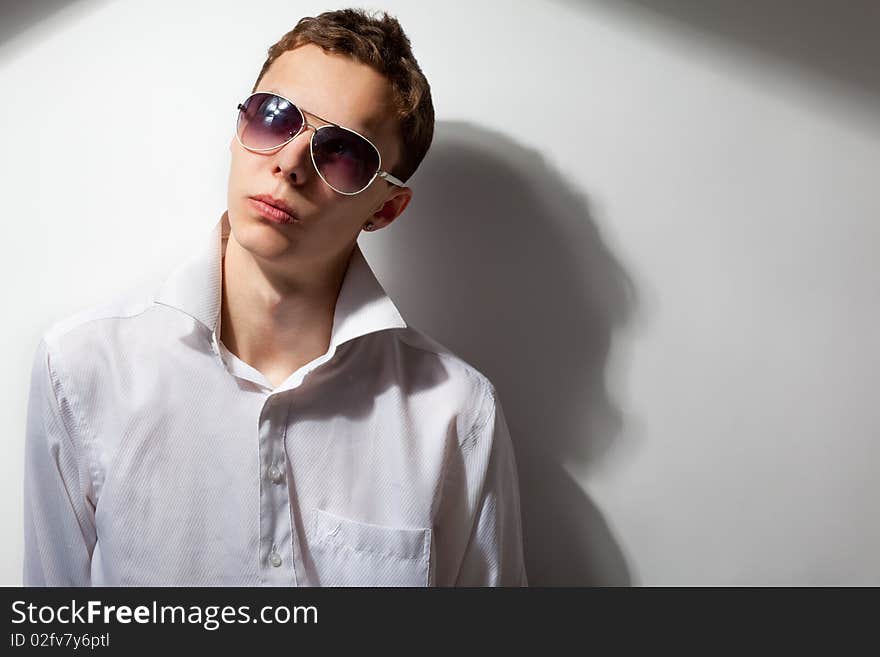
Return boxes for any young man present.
[23,8,527,586]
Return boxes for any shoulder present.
[385,326,501,435]
[40,280,160,367]
[393,325,496,389]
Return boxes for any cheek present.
[344,189,381,215]
[227,151,259,187]
[320,197,374,231]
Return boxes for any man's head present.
[226,8,434,271]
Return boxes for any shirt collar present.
[154,211,407,349]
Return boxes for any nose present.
[270,120,319,185]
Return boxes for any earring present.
[364,222,374,231]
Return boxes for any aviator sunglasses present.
[235,91,406,195]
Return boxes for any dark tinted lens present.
[312,126,380,193]
[237,93,303,150]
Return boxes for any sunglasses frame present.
[235,91,406,195]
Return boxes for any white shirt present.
[23,212,527,587]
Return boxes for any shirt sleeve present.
[23,337,97,586]
[453,389,528,587]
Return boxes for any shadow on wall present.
[559,0,880,116]
[375,121,641,585]
[0,0,112,63]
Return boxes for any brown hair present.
[251,8,434,184]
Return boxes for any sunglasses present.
[235,91,406,195]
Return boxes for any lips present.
[249,194,297,221]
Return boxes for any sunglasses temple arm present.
[377,171,406,187]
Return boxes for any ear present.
[371,187,413,228]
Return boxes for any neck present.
[219,229,355,383]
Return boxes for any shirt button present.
[269,550,282,568]
[268,465,283,484]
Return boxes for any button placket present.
[258,394,296,585]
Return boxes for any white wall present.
[2,0,877,585]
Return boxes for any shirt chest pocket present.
[307,508,432,587]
